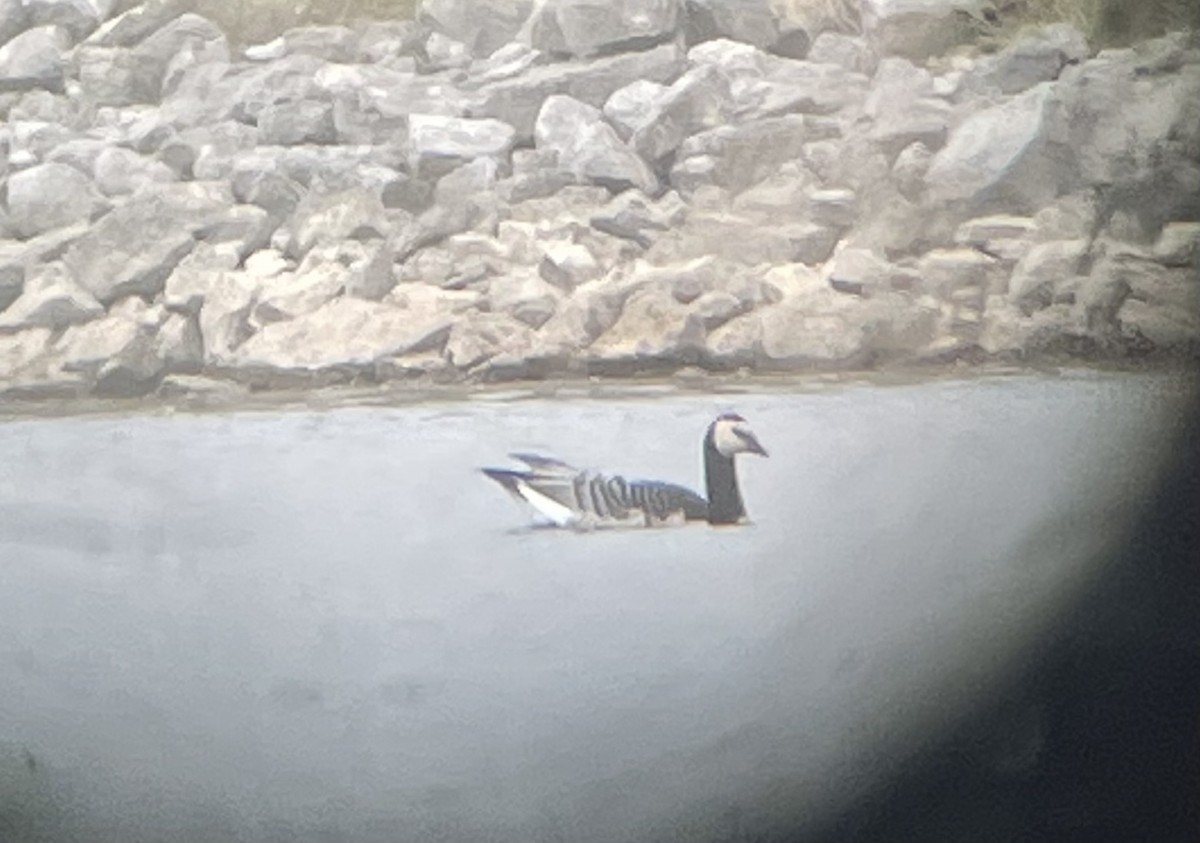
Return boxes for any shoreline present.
[3,359,1195,422]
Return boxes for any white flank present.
[515,480,579,527]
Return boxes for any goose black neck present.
[704,432,745,525]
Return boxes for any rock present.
[0,263,102,332]
[1118,298,1200,355]
[421,31,472,72]
[0,328,52,381]
[864,58,951,153]
[826,247,915,296]
[77,13,227,107]
[977,23,1088,95]
[231,297,453,376]
[810,188,857,228]
[0,0,29,47]
[1008,239,1089,314]
[264,240,394,317]
[523,0,681,58]
[0,268,22,313]
[154,311,203,372]
[682,0,780,51]
[588,285,706,368]
[408,114,517,179]
[55,305,140,372]
[83,0,189,48]
[163,241,242,314]
[196,205,278,262]
[590,189,686,247]
[670,114,810,195]
[954,215,1037,264]
[63,183,232,305]
[257,99,337,146]
[685,39,868,118]
[467,42,686,142]
[918,247,1003,298]
[0,26,71,94]
[0,223,90,304]
[890,141,933,201]
[539,241,600,290]
[285,188,389,261]
[198,270,260,364]
[1033,193,1098,242]
[657,213,838,265]
[487,269,560,327]
[603,79,668,139]
[628,65,733,163]
[93,146,178,196]
[156,373,248,400]
[5,162,107,239]
[926,83,1055,212]
[1153,222,1200,268]
[808,32,877,75]
[730,162,816,219]
[861,0,985,61]
[231,169,305,219]
[270,24,360,63]
[1049,43,1200,228]
[418,0,535,59]
[534,95,658,195]
[444,311,534,370]
[23,0,111,41]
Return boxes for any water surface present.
[0,371,1192,842]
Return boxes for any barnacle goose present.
[481,413,768,528]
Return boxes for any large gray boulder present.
[687,39,867,120]
[974,23,1088,95]
[522,0,681,58]
[682,0,781,51]
[864,58,951,153]
[534,95,658,195]
[5,162,107,239]
[419,0,535,58]
[231,297,453,377]
[669,114,810,195]
[468,42,686,142]
[628,65,733,163]
[408,114,517,178]
[1048,42,1200,229]
[162,241,242,314]
[0,0,28,47]
[23,0,113,41]
[284,187,389,261]
[1008,239,1089,315]
[861,0,987,61]
[925,83,1055,212]
[83,0,191,48]
[257,99,337,146]
[93,146,178,196]
[0,262,102,332]
[76,13,227,107]
[0,26,71,93]
[63,183,232,305]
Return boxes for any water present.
[0,371,1193,842]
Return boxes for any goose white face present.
[711,414,768,458]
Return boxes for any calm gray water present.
[0,371,1193,843]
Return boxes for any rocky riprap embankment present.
[1,0,1197,401]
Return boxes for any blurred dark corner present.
[803,390,1200,843]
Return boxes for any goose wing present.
[482,454,709,527]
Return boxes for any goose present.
[481,413,768,528]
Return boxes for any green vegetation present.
[109,0,1196,51]
[977,0,1198,50]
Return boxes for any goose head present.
[709,413,768,458]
